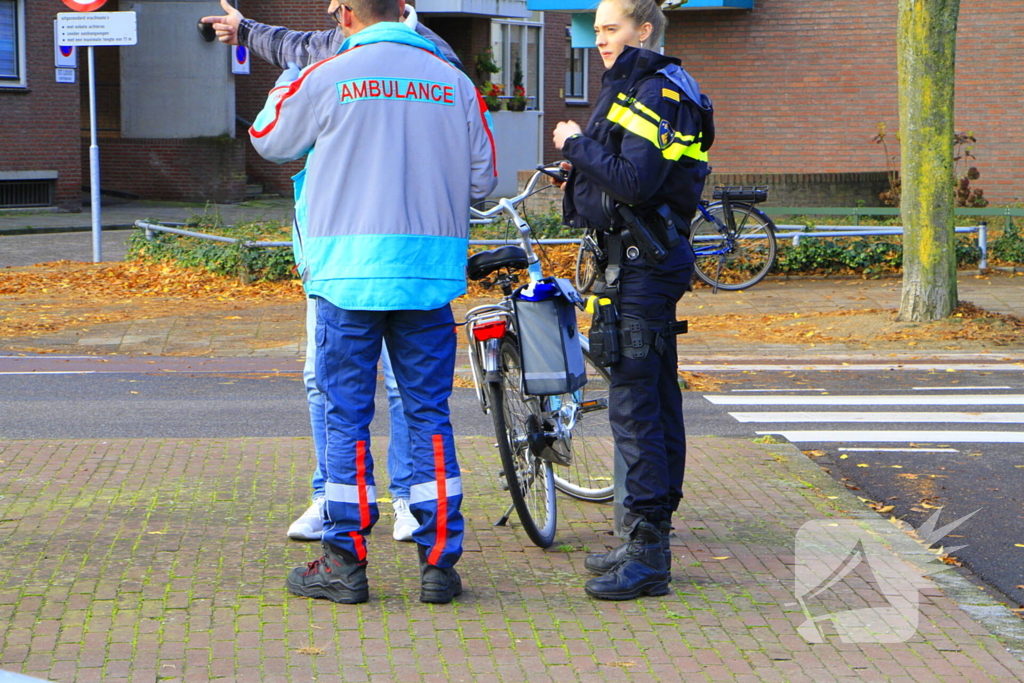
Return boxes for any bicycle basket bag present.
[512,278,587,396]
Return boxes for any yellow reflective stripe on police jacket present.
[607,93,709,163]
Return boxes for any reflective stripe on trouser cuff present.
[325,482,378,505]
[409,477,463,505]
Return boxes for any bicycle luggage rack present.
[712,185,769,204]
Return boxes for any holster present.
[588,297,621,368]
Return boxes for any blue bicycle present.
[689,186,778,292]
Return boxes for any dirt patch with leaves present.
[2,259,1022,354]
[688,302,1024,351]
[0,261,304,341]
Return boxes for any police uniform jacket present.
[562,46,710,232]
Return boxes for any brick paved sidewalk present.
[1,436,1022,682]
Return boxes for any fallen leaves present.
[294,647,324,656]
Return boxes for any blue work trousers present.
[314,298,463,567]
[609,241,694,532]
[304,297,411,501]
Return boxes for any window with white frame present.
[490,13,543,110]
[565,42,587,103]
[0,0,25,88]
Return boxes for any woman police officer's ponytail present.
[552,0,711,601]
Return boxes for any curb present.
[0,225,137,237]
[756,439,1024,662]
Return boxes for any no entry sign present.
[61,0,108,11]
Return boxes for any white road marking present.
[730,388,827,393]
[840,447,959,453]
[680,363,1024,372]
[730,411,1024,424]
[755,430,1024,443]
[706,394,1024,406]
[912,386,1012,391]
[0,371,96,375]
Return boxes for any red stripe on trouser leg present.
[355,440,370,529]
[428,434,448,566]
[349,532,366,561]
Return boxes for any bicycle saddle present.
[467,245,528,280]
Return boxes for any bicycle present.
[465,165,615,549]
[571,186,778,295]
[574,230,603,295]
[690,186,778,292]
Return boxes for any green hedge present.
[127,215,295,283]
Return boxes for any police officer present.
[552,0,712,601]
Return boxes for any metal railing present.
[771,222,988,270]
[136,220,582,248]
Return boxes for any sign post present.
[57,5,137,263]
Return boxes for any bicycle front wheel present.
[690,203,777,291]
[552,345,614,502]
[489,339,557,548]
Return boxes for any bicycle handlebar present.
[469,163,566,221]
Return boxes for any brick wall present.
[540,12,603,164]
[234,0,338,197]
[664,2,1024,205]
[83,137,247,203]
[1,1,82,210]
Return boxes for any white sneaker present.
[392,498,418,542]
[287,498,325,540]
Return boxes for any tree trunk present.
[896,0,960,322]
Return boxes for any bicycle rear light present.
[472,318,507,341]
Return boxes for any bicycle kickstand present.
[493,502,516,527]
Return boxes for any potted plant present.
[474,46,501,83]
[506,59,528,111]
[481,82,504,112]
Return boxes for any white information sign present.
[56,12,137,46]
[56,68,77,84]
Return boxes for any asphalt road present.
[693,364,1024,612]
[0,228,135,268]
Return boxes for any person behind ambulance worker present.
[249,0,497,605]
[552,0,711,601]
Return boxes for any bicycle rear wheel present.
[574,238,601,295]
[489,338,557,548]
[690,203,777,291]
[551,346,614,502]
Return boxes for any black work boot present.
[584,520,673,576]
[417,544,463,604]
[584,521,670,601]
[286,542,369,604]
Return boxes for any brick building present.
[4,1,1021,210]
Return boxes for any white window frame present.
[0,0,26,89]
[565,41,588,104]
[490,12,545,111]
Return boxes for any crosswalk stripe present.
[706,394,1024,406]
[730,411,1024,424]
[912,386,1012,391]
[754,430,1024,443]
[680,363,1024,372]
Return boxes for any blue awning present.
[528,0,753,10]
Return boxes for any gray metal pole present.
[88,46,102,263]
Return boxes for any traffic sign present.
[56,12,137,46]
[61,0,108,11]
[232,46,250,75]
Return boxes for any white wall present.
[119,1,234,138]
